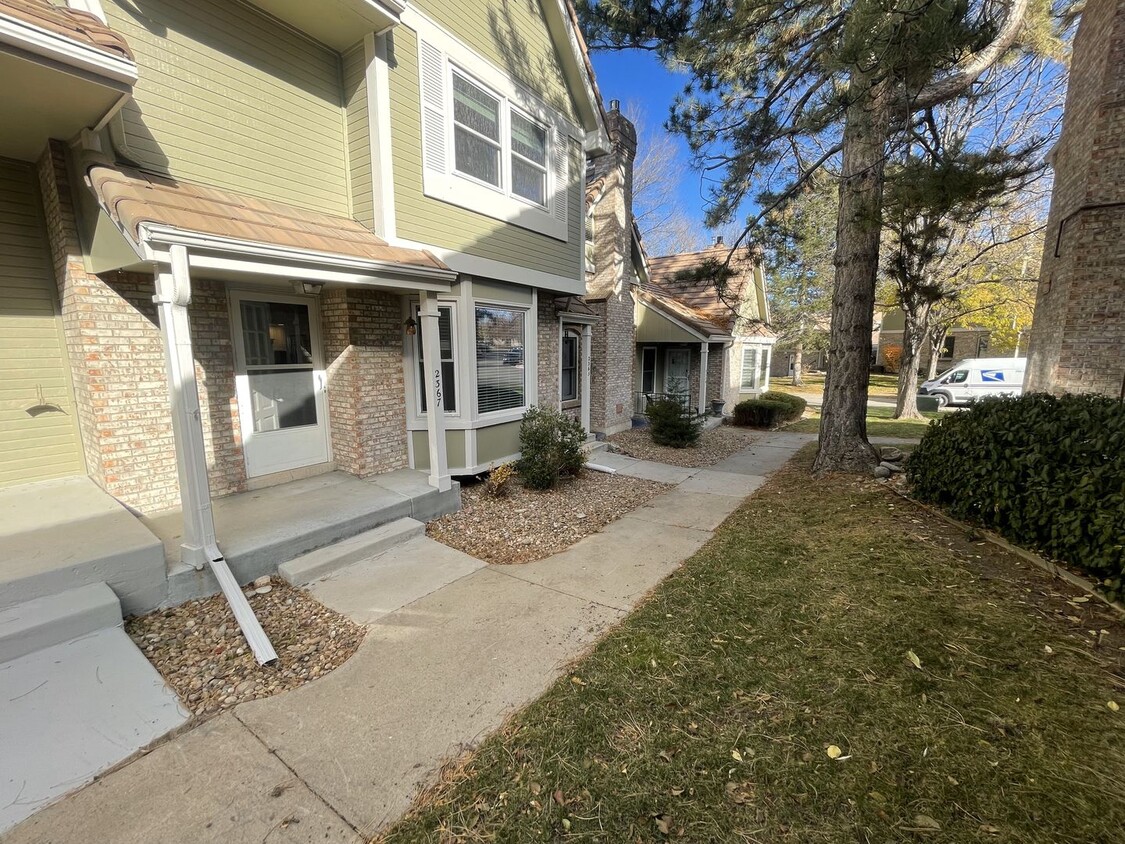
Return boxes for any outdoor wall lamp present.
[291,281,324,295]
[404,317,417,336]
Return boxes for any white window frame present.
[450,70,505,193]
[413,301,461,418]
[740,345,766,392]
[473,301,531,418]
[415,14,575,242]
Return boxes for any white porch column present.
[698,342,709,416]
[419,291,451,491]
[580,323,592,435]
[153,244,277,665]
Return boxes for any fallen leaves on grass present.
[427,471,670,565]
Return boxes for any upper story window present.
[419,36,571,241]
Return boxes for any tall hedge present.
[907,394,1124,598]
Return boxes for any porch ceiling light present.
[292,281,324,295]
[404,317,417,336]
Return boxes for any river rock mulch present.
[427,471,670,565]
[126,577,365,716]
[607,424,756,468]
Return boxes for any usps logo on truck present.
[981,370,1006,382]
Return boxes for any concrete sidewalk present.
[3,433,813,844]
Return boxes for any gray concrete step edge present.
[0,582,122,664]
[278,517,426,586]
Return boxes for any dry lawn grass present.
[380,448,1124,843]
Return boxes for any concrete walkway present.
[3,433,814,844]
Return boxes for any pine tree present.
[579,0,1063,471]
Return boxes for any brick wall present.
[320,288,408,476]
[1026,0,1125,397]
[706,342,725,411]
[536,295,559,410]
[588,291,635,434]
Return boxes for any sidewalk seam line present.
[485,566,632,613]
[230,708,362,838]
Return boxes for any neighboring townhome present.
[634,237,776,417]
[1,0,606,623]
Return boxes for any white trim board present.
[391,237,585,296]
[0,14,136,87]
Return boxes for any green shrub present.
[733,398,792,428]
[647,397,702,448]
[760,391,807,420]
[907,393,1124,597]
[517,406,586,490]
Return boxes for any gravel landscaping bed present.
[607,424,756,467]
[127,577,365,716]
[427,471,671,565]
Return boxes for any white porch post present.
[153,244,277,665]
[580,323,592,435]
[698,342,709,416]
[419,291,451,491]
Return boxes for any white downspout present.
[698,342,709,416]
[419,291,451,491]
[580,323,592,435]
[153,244,277,665]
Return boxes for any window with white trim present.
[561,329,580,402]
[475,306,527,414]
[415,305,457,413]
[419,37,570,240]
[740,346,761,391]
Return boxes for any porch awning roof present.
[0,0,134,60]
[636,284,731,342]
[86,163,450,274]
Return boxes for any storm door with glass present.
[230,292,329,477]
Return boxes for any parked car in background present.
[920,358,1027,407]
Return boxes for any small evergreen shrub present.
[760,391,807,420]
[517,406,586,490]
[907,393,1125,597]
[647,397,702,448]
[732,399,792,428]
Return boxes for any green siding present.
[389,25,583,280]
[411,429,467,471]
[343,43,374,229]
[0,159,84,487]
[472,279,532,305]
[410,0,578,120]
[475,421,521,463]
[103,0,349,216]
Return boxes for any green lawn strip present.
[784,405,938,438]
[379,450,1124,843]
[770,373,899,397]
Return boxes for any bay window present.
[475,306,526,414]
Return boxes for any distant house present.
[634,238,775,415]
[877,309,990,373]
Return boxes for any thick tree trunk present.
[894,302,930,420]
[791,342,804,386]
[813,84,890,475]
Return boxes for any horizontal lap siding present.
[411,0,578,120]
[343,43,374,229]
[390,26,582,279]
[0,159,84,486]
[104,0,348,216]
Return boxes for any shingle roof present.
[0,0,133,60]
[86,163,449,272]
[645,242,761,329]
[636,283,731,338]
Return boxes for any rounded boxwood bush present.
[518,406,586,490]
[732,398,792,428]
[760,391,807,421]
[907,393,1124,597]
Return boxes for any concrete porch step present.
[278,517,425,586]
[0,584,189,832]
[0,583,121,665]
[582,441,611,459]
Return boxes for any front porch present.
[147,469,460,606]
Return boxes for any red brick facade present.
[1026,0,1125,397]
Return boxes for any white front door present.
[230,291,330,478]
[665,348,690,396]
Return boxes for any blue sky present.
[588,50,711,226]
